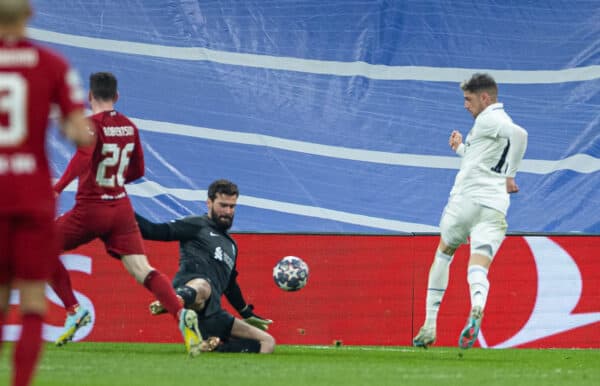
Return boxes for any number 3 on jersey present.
[96,143,134,187]
[0,73,27,147]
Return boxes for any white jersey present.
[449,103,514,215]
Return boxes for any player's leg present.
[0,284,8,354]
[150,275,211,315]
[52,208,94,346]
[121,254,203,356]
[12,280,46,386]
[120,253,188,318]
[414,196,472,348]
[458,207,506,349]
[229,318,275,353]
[0,217,10,355]
[197,311,259,353]
[107,200,186,320]
[151,277,212,313]
[110,200,203,356]
[11,213,56,386]
[414,238,455,348]
[179,278,211,310]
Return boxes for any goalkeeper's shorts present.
[198,309,235,340]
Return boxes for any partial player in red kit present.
[0,1,92,385]
[50,72,206,356]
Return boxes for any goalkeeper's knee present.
[175,286,197,308]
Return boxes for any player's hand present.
[240,304,273,331]
[506,177,519,193]
[449,130,463,151]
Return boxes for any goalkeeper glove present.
[239,304,273,331]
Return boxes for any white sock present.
[424,250,453,329]
[467,265,489,310]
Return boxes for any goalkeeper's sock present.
[424,250,453,329]
[143,270,183,321]
[467,265,489,310]
[50,261,79,311]
[13,313,43,386]
[216,338,261,353]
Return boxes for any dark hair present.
[460,73,497,96]
[208,179,239,200]
[89,72,118,101]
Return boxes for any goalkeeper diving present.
[135,179,275,353]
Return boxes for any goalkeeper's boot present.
[149,295,184,315]
[55,307,92,347]
[459,306,483,349]
[413,326,436,348]
[200,336,221,352]
[179,309,203,357]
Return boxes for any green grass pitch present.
[1,343,598,386]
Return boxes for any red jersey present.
[0,38,85,214]
[54,110,145,202]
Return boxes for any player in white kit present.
[413,73,528,349]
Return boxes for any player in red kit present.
[0,1,92,385]
[50,72,205,356]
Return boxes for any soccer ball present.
[273,256,309,291]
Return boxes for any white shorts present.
[439,195,507,259]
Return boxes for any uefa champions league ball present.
[273,256,309,291]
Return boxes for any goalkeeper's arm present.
[224,269,273,331]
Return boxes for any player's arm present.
[497,121,528,193]
[55,65,93,148]
[54,131,95,194]
[61,109,94,147]
[134,213,198,241]
[125,130,145,183]
[225,269,273,331]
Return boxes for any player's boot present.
[413,326,436,348]
[149,295,184,315]
[179,309,203,357]
[458,306,483,349]
[55,307,92,347]
[149,300,167,315]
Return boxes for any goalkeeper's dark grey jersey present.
[135,213,240,305]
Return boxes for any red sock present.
[0,311,4,353]
[13,313,44,386]
[50,261,79,312]
[143,270,183,320]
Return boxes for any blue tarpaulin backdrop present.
[32,0,600,233]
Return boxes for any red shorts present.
[0,212,59,283]
[56,199,145,258]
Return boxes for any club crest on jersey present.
[213,247,234,270]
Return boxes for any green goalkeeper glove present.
[239,304,273,331]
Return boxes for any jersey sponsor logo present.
[213,246,234,270]
[101,192,127,200]
[0,153,37,175]
[478,236,600,348]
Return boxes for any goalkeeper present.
[135,179,275,353]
